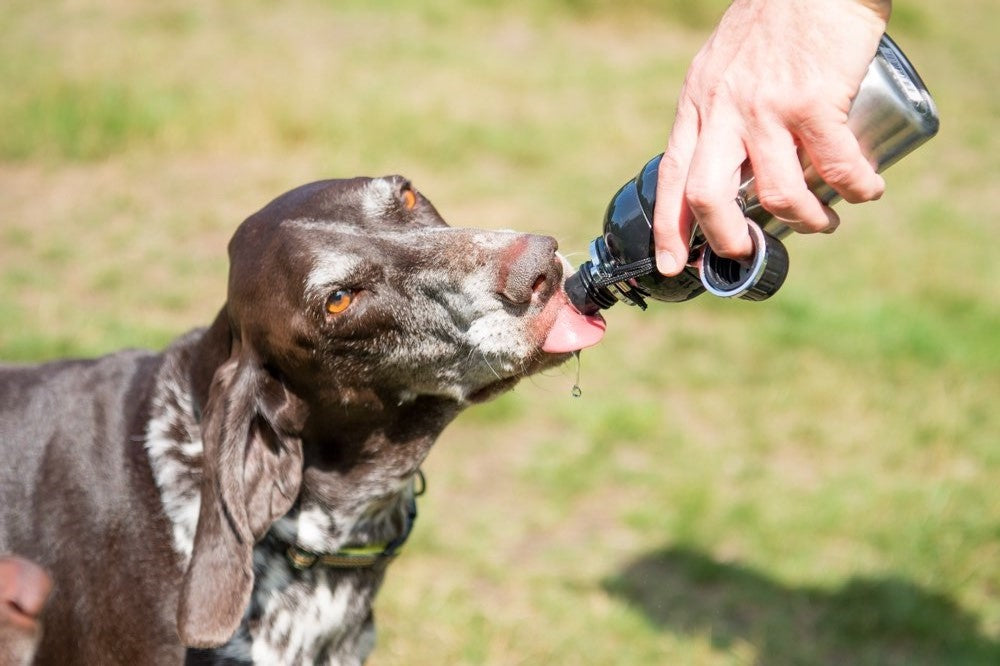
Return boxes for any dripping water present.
[571,350,583,397]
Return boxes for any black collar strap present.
[286,470,426,570]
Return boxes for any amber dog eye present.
[401,187,417,210]
[326,289,355,315]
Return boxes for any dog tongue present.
[542,303,606,353]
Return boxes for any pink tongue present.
[542,303,606,353]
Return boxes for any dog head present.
[177,175,604,646]
[225,175,599,404]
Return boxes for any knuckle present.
[787,206,836,234]
[818,160,860,188]
[657,150,686,178]
[821,162,884,203]
[847,177,885,204]
[785,84,832,121]
[684,181,727,215]
[756,185,832,233]
[781,101,813,127]
[756,189,799,217]
[794,216,831,234]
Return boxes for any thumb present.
[652,104,698,276]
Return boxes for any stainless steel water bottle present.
[565,34,939,315]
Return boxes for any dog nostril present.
[499,267,554,305]
[499,283,533,306]
[497,235,559,305]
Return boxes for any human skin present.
[653,0,892,275]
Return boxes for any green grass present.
[2,0,997,664]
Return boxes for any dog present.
[0,556,51,666]
[0,175,605,665]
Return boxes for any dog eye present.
[325,289,355,315]
[401,186,417,210]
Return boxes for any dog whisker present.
[480,351,504,382]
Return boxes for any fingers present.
[745,118,838,233]
[796,114,885,204]
[682,117,754,260]
[652,102,698,276]
[653,78,886,275]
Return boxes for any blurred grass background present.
[1,0,997,664]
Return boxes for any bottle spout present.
[564,265,607,316]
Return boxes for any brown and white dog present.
[0,175,604,665]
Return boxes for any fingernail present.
[822,208,841,234]
[656,251,678,275]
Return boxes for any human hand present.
[652,0,891,275]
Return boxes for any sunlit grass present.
[1,0,997,663]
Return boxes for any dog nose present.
[0,556,51,622]
[497,234,560,305]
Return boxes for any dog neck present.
[146,327,456,565]
[146,327,450,661]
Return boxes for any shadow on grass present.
[605,545,999,666]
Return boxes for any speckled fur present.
[145,347,410,664]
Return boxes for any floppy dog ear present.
[176,341,306,648]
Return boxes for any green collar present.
[284,470,426,570]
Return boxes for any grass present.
[2,0,997,664]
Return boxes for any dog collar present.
[285,470,425,570]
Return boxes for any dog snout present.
[0,556,51,626]
[496,235,561,306]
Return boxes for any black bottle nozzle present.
[564,257,614,316]
[565,235,655,315]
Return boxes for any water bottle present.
[565,34,939,315]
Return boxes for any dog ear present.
[176,341,306,648]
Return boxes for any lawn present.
[1,0,997,664]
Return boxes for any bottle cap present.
[700,221,789,301]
